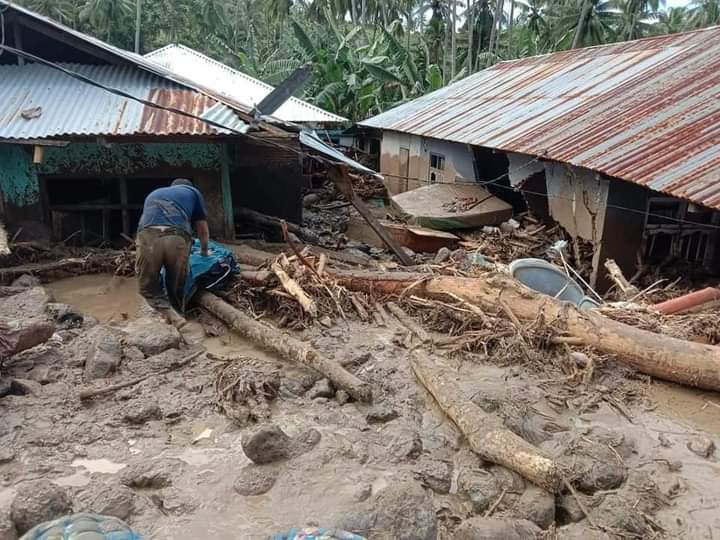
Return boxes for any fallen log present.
[271,262,317,317]
[387,302,431,343]
[410,351,561,492]
[331,270,720,392]
[236,208,320,244]
[197,292,371,402]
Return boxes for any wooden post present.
[119,178,130,238]
[220,144,236,240]
[328,165,414,266]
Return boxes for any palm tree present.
[80,0,134,42]
[618,0,664,41]
[655,6,689,33]
[24,0,75,21]
[688,0,720,27]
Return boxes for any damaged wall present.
[380,131,475,195]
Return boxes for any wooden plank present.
[119,178,130,237]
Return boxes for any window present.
[430,153,445,170]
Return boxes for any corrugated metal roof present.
[362,28,720,209]
[0,63,246,139]
[145,44,347,124]
[299,130,381,178]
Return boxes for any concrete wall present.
[379,131,476,195]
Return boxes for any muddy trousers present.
[135,228,191,314]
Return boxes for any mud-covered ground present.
[1,274,720,539]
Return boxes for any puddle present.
[46,274,142,323]
[649,381,720,436]
[71,458,127,474]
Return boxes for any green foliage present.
[11,0,718,121]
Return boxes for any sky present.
[665,0,692,7]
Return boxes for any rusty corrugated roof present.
[0,63,245,139]
[361,28,720,209]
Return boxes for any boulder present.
[84,326,122,380]
[413,457,452,494]
[0,288,48,320]
[511,486,555,529]
[334,480,437,540]
[454,517,541,540]
[457,467,502,514]
[561,441,625,494]
[10,275,40,289]
[307,378,335,400]
[383,423,422,462]
[687,437,715,458]
[122,318,181,356]
[74,484,135,520]
[242,424,291,465]
[434,247,452,264]
[10,480,72,535]
[233,465,278,496]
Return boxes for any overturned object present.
[391,184,512,230]
[509,258,599,311]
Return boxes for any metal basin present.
[509,258,599,310]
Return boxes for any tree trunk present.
[489,0,504,54]
[467,0,474,73]
[572,0,592,49]
[451,0,457,78]
[508,0,515,55]
[134,0,142,53]
[197,292,372,402]
[411,351,562,492]
[328,270,720,392]
[442,15,451,83]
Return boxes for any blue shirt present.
[138,185,208,234]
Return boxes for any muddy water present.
[46,274,143,323]
[649,381,720,436]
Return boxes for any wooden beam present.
[12,24,24,66]
[119,178,130,237]
[220,144,235,239]
[328,165,414,266]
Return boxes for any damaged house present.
[0,2,361,248]
[361,28,720,288]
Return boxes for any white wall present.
[379,131,476,195]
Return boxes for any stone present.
[9,379,42,397]
[563,441,625,494]
[687,436,715,458]
[366,403,399,424]
[336,390,350,405]
[233,465,279,496]
[74,484,135,520]
[120,458,185,489]
[122,401,162,424]
[589,494,648,536]
[303,193,321,207]
[458,468,502,513]
[84,326,122,380]
[334,481,437,540]
[384,423,422,462]
[0,448,15,464]
[556,494,588,524]
[434,247,452,264]
[413,457,452,494]
[0,288,48,320]
[0,497,16,540]
[511,486,555,529]
[11,275,40,289]
[500,219,521,233]
[307,378,335,400]
[10,480,72,535]
[455,517,541,540]
[122,318,181,356]
[556,524,613,540]
[241,424,291,465]
[290,428,322,458]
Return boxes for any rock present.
[687,436,715,458]
[413,457,452,494]
[457,467,502,513]
[84,326,122,380]
[9,379,42,396]
[563,441,625,494]
[500,219,521,233]
[434,247,452,264]
[11,275,40,288]
[455,517,542,540]
[123,346,145,363]
[0,288,48,320]
[556,493,588,524]
[242,424,291,465]
[233,465,278,496]
[589,494,647,536]
[384,423,422,462]
[10,480,72,535]
[122,318,181,355]
[336,390,350,405]
[303,193,321,207]
[120,458,185,489]
[74,484,135,520]
[511,486,555,529]
[366,403,399,424]
[334,481,437,540]
[0,448,15,464]
[122,401,162,424]
[307,378,335,400]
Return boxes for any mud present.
[2,275,720,539]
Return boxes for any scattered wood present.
[236,207,320,244]
[271,262,317,318]
[604,259,639,298]
[79,349,204,401]
[410,351,562,492]
[332,270,720,392]
[350,294,369,321]
[197,292,371,402]
[387,302,431,343]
